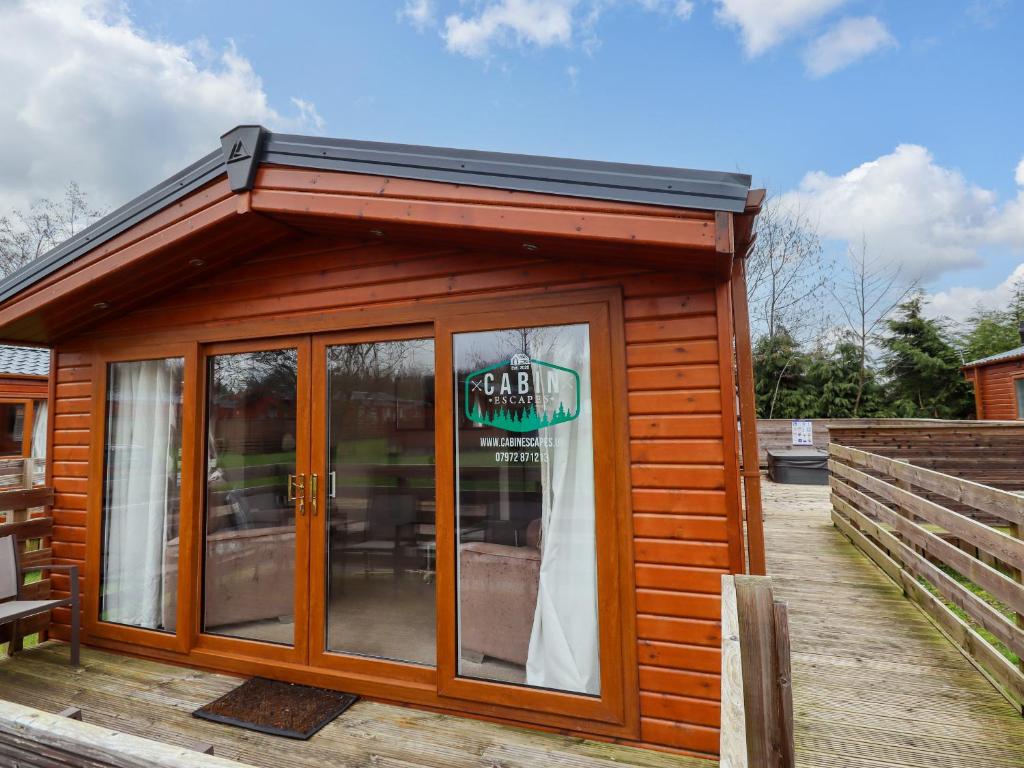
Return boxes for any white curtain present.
[102,360,180,630]
[30,400,47,459]
[30,400,47,485]
[526,327,600,695]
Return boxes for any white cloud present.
[712,0,851,55]
[635,0,694,19]
[777,145,1024,282]
[926,263,1024,323]
[399,0,437,30]
[0,0,324,214]
[444,0,577,58]
[803,16,896,78]
[1016,157,1024,188]
[434,0,691,58]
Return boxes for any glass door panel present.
[322,339,436,665]
[203,347,302,646]
[453,323,600,695]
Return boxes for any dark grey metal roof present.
[963,344,1024,368]
[0,345,49,377]
[0,125,752,305]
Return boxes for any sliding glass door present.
[308,330,437,671]
[200,338,311,660]
[190,313,619,718]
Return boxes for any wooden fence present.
[720,575,794,768]
[0,457,55,651]
[754,420,830,465]
[827,419,1024,492]
[829,443,1024,712]
[0,699,244,767]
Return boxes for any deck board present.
[0,644,707,768]
[762,480,1024,768]
[5,479,1024,766]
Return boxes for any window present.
[100,358,185,632]
[453,323,599,696]
[324,339,436,665]
[0,402,26,456]
[1016,378,1024,419]
[203,349,299,644]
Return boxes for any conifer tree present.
[881,296,974,418]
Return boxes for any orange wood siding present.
[971,357,1024,419]
[625,282,727,756]
[47,351,90,631]
[46,236,735,757]
[0,376,48,399]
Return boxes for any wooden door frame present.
[434,299,638,731]
[80,286,639,739]
[307,323,437,686]
[83,340,198,654]
[191,335,313,666]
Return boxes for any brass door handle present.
[288,473,306,516]
[310,473,319,517]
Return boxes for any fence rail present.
[0,459,56,650]
[0,699,244,767]
[828,443,1024,712]
[720,575,794,768]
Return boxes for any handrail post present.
[721,575,794,767]
[1013,521,1024,675]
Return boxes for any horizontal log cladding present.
[47,237,732,758]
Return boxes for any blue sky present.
[131,1,1020,198]
[2,1,1022,319]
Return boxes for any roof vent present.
[219,125,266,192]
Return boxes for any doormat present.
[193,677,359,740]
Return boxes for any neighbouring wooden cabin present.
[0,126,764,759]
[963,325,1024,419]
[0,345,49,484]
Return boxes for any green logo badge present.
[464,353,580,432]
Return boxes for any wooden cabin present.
[0,126,764,759]
[0,345,49,485]
[963,325,1024,419]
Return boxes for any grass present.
[918,564,1020,666]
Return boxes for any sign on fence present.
[791,420,813,446]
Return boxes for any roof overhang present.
[962,350,1024,370]
[0,126,761,345]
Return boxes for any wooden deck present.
[0,644,708,768]
[763,480,1024,768]
[6,479,1024,766]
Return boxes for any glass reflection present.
[203,349,298,645]
[324,340,436,665]
[454,324,599,695]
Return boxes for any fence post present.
[735,575,783,767]
[720,576,747,767]
[774,601,795,768]
[1013,521,1024,675]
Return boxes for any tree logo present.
[465,357,580,432]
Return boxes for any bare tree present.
[832,237,917,415]
[746,198,831,415]
[746,198,830,341]
[0,182,104,278]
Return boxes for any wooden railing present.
[720,575,795,768]
[0,459,55,651]
[0,699,245,767]
[829,443,1024,712]
[827,419,1024,494]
